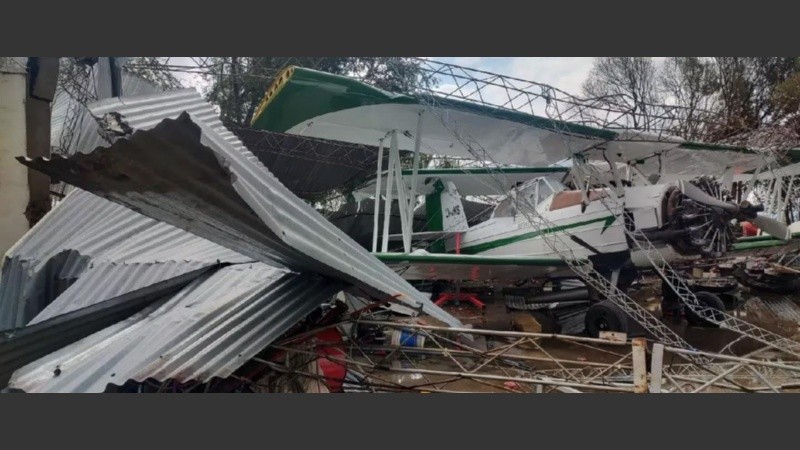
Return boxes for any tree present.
[706,57,799,139]
[658,57,719,140]
[202,57,435,126]
[582,57,660,130]
[772,72,800,130]
[124,57,183,91]
[749,57,798,123]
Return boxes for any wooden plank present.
[598,331,628,343]
[650,343,664,393]
[510,313,543,333]
[632,337,648,393]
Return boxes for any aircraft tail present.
[425,180,468,233]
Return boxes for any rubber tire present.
[684,291,725,328]
[585,300,630,338]
[718,293,739,311]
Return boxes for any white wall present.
[0,63,29,256]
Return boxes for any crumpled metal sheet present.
[0,264,209,387]
[28,261,214,325]
[51,71,163,156]
[0,189,251,330]
[19,89,459,326]
[8,263,342,393]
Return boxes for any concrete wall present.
[0,63,29,256]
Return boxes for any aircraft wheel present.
[685,291,725,327]
[585,300,629,338]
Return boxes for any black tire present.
[684,291,725,327]
[718,293,739,311]
[585,300,629,338]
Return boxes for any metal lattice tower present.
[418,97,701,358]
[405,62,800,361]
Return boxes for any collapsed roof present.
[1,89,460,392]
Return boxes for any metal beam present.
[381,133,396,253]
[371,139,385,253]
[407,111,424,236]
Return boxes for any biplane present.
[248,66,795,335]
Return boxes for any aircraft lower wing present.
[732,232,800,252]
[374,252,577,282]
[356,167,569,197]
[386,231,459,242]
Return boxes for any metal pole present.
[408,111,424,235]
[357,319,629,346]
[666,347,800,373]
[379,366,635,392]
[352,344,627,368]
[372,139,385,252]
[389,131,411,252]
[381,134,396,253]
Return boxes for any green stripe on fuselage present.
[459,215,617,255]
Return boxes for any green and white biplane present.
[250,66,795,329]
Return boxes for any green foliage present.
[771,72,800,120]
[587,56,800,139]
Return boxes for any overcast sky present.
[434,57,597,96]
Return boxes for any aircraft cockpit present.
[491,177,567,219]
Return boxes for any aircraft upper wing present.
[249,67,795,179]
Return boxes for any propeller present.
[721,167,734,194]
[678,180,789,240]
[678,180,738,214]
[751,214,791,240]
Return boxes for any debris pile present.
[735,250,800,294]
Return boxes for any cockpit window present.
[493,196,516,218]
[537,180,553,204]
[544,177,566,192]
[492,177,565,218]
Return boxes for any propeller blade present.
[721,168,734,194]
[751,214,790,240]
[678,180,738,213]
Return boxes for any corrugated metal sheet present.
[4,189,249,265]
[8,263,343,392]
[760,296,800,324]
[51,71,163,155]
[19,89,460,327]
[0,189,251,329]
[29,261,214,324]
[0,265,209,387]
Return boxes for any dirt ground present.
[345,247,800,393]
[433,275,800,354]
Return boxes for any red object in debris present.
[434,292,486,310]
[742,221,759,237]
[503,381,521,391]
[314,328,347,393]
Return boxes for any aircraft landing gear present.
[584,300,629,338]
[661,279,727,327]
[684,291,725,327]
[582,259,639,338]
